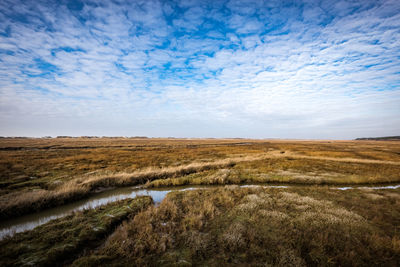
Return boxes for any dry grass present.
[73,186,400,266]
[1,138,399,265]
[146,157,400,188]
[1,138,399,192]
[0,138,399,218]
[0,138,263,190]
[0,155,263,219]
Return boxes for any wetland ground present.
[0,138,399,266]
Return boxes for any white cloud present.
[0,0,399,138]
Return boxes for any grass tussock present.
[73,187,400,266]
[0,196,152,266]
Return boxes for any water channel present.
[1,183,399,240]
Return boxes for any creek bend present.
[1,183,399,240]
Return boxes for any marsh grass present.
[0,196,152,266]
[0,155,265,219]
[73,187,400,266]
[146,157,400,188]
[1,138,399,219]
[1,138,399,265]
[1,138,399,192]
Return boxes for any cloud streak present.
[0,0,399,138]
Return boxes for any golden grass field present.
[1,137,399,218]
[0,138,399,266]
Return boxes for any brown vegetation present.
[1,138,399,265]
[73,186,400,266]
[0,155,263,219]
[146,156,400,188]
[0,138,399,219]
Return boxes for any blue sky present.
[0,0,399,139]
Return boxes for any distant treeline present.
[355,136,400,141]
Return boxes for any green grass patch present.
[0,196,153,266]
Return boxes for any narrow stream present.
[0,183,399,240]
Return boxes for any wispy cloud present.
[0,0,399,138]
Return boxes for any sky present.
[0,0,399,139]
